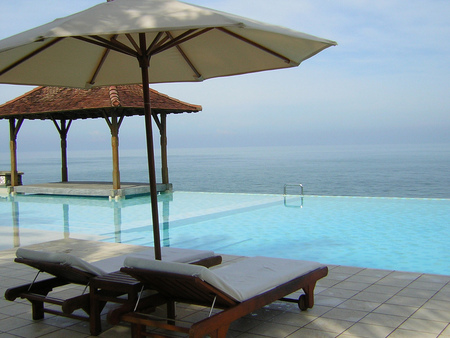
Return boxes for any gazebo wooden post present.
[9,117,23,187]
[104,111,124,190]
[111,126,120,190]
[160,112,169,185]
[52,118,72,182]
[152,112,169,188]
[60,120,69,182]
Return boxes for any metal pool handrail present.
[283,184,303,208]
[284,184,303,196]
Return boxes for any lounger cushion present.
[16,248,106,276]
[90,247,215,273]
[17,247,216,276]
[131,247,215,263]
[211,257,324,301]
[124,256,325,302]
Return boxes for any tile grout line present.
[386,276,450,337]
[334,269,424,337]
[436,279,450,337]
[288,265,370,337]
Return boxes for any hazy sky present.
[0,0,449,154]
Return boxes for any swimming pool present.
[1,191,449,275]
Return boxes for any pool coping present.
[7,181,173,199]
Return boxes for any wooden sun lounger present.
[4,248,221,336]
[119,256,328,337]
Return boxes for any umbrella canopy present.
[0,0,336,259]
[0,0,336,87]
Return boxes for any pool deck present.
[1,239,449,338]
[6,181,172,199]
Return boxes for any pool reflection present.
[2,193,174,249]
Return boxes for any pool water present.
[1,191,449,275]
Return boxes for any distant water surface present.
[1,143,449,199]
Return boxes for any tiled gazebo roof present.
[0,85,201,120]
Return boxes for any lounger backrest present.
[16,248,106,284]
[124,256,242,304]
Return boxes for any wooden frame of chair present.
[120,265,328,337]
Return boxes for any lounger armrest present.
[190,255,222,267]
[61,293,90,315]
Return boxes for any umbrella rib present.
[89,35,139,57]
[147,33,169,56]
[88,47,111,87]
[151,28,212,56]
[73,36,136,58]
[87,34,120,86]
[166,32,202,80]
[0,37,64,76]
[125,34,142,56]
[217,27,293,64]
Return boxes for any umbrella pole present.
[139,35,162,260]
[142,72,162,260]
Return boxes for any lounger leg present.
[167,300,176,325]
[31,300,45,320]
[90,307,101,336]
[300,283,316,310]
[208,325,229,338]
[131,323,146,338]
[90,286,102,336]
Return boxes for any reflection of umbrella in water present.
[0,0,336,259]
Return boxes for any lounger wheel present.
[298,294,308,311]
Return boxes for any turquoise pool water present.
[1,191,449,275]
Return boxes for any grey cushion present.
[16,247,106,276]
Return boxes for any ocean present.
[1,143,449,199]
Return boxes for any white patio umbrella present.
[0,0,336,259]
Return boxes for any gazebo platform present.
[7,181,172,199]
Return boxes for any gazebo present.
[0,85,201,198]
